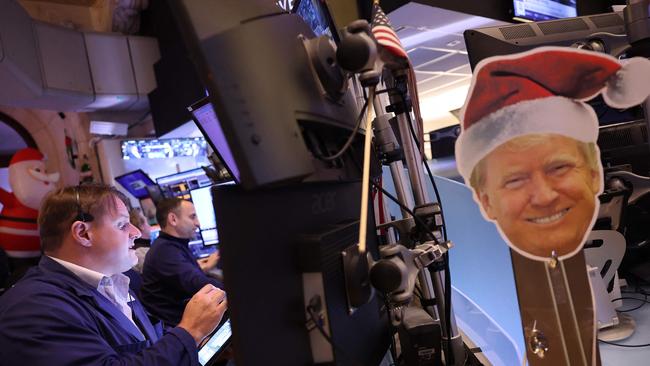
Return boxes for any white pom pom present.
[603,57,650,109]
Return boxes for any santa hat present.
[455,46,650,182]
[9,148,44,166]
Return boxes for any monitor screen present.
[157,168,213,199]
[114,170,157,200]
[198,318,232,366]
[292,0,338,43]
[121,137,208,160]
[188,99,240,182]
[513,0,577,21]
[190,185,219,245]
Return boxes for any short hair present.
[39,184,129,253]
[469,134,600,193]
[155,197,184,229]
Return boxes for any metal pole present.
[386,71,465,364]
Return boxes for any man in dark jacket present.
[141,197,223,326]
[0,184,227,365]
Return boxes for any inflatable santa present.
[0,148,59,259]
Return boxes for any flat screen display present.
[292,0,338,42]
[114,170,157,200]
[190,186,219,245]
[188,100,240,182]
[121,137,208,160]
[198,318,232,366]
[513,0,577,21]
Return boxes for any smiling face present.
[9,160,59,210]
[475,134,601,259]
[86,196,141,274]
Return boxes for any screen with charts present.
[157,168,213,200]
[198,318,232,366]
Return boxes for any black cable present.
[319,89,372,161]
[399,90,456,364]
[371,181,439,244]
[402,92,448,242]
[306,305,365,366]
[599,339,650,348]
[612,295,650,313]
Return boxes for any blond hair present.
[469,134,599,193]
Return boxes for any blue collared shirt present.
[49,256,142,336]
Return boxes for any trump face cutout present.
[471,134,601,260]
[454,47,650,261]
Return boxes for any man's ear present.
[71,221,92,248]
[478,190,497,220]
[590,169,602,195]
[167,211,177,227]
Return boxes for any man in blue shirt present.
[0,184,227,365]
[141,197,223,326]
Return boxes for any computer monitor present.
[156,168,213,199]
[114,169,157,200]
[121,137,208,160]
[168,0,364,189]
[190,185,219,246]
[292,0,340,43]
[188,98,240,183]
[463,11,627,70]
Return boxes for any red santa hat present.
[9,148,44,166]
[455,46,650,181]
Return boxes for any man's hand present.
[177,284,227,345]
[197,251,220,273]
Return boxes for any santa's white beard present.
[9,162,55,210]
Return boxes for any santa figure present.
[0,148,59,263]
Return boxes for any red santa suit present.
[0,148,59,258]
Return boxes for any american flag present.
[371,1,407,59]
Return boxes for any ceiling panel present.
[407,47,449,67]
[417,74,468,93]
[416,52,469,73]
[385,3,510,130]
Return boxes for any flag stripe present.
[371,3,407,59]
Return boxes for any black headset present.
[74,187,95,223]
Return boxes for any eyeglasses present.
[74,187,94,223]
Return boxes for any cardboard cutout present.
[456,47,650,262]
[0,148,59,258]
[455,47,650,365]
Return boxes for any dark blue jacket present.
[0,256,199,366]
[140,232,223,326]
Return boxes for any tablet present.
[198,317,232,366]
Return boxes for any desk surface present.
[600,294,650,365]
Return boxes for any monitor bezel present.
[188,97,240,184]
